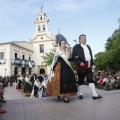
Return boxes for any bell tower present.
[30,6,55,75]
[34,7,49,35]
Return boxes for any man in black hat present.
[72,34,103,100]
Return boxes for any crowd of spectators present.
[93,70,120,91]
[0,75,16,114]
[0,76,8,114]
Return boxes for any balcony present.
[12,59,35,67]
[0,59,6,64]
[31,61,35,67]
[21,60,26,67]
[26,60,35,67]
[12,59,21,65]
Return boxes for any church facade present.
[0,11,55,76]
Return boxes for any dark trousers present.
[34,86,39,97]
[77,68,94,85]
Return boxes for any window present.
[29,57,31,60]
[15,53,17,59]
[41,16,42,20]
[38,25,41,32]
[43,25,45,30]
[23,55,25,60]
[0,52,4,59]
[39,44,44,53]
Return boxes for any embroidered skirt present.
[46,57,77,97]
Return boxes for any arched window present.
[41,16,42,20]
[40,68,45,74]
[21,67,26,75]
[29,68,32,75]
[38,25,41,32]
[43,25,45,30]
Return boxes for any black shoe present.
[63,97,69,103]
[79,95,83,99]
[0,97,6,102]
[93,95,103,100]
[57,96,60,99]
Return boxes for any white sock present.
[78,85,83,95]
[89,83,98,97]
[38,88,43,98]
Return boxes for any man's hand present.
[80,62,85,66]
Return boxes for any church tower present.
[35,12,49,35]
[31,7,54,42]
[30,9,55,74]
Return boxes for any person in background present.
[22,74,32,96]
[30,73,36,87]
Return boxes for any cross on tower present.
[41,4,43,12]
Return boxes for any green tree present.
[94,52,107,71]
[94,19,120,71]
[41,41,58,66]
[41,48,56,66]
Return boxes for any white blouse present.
[81,44,91,67]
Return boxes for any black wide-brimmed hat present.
[55,34,68,44]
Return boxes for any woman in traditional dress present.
[16,75,24,90]
[46,40,77,103]
[31,77,44,98]
[22,74,32,96]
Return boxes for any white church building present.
[0,10,56,76]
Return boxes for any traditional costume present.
[31,79,44,98]
[22,77,32,96]
[72,34,103,99]
[46,45,77,97]
[16,76,24,90]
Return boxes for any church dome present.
[55,34,68,44]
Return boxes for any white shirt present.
[103,78,107,83]
[81,44,91,67]
[110,79,115,84]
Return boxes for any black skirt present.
[57,57,77,94]
[46,56,77,96]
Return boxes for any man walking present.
[72,34,103,99]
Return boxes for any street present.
[0,83,120,120]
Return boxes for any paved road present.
[0,83,120,120]
[4,83,28,100]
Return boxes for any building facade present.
[0,11,55,76]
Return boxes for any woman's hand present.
[80,62,85,66]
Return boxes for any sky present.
[0,0,120,57]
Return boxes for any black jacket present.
[72,44,93,66]
[30,76,36,83]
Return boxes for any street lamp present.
[73,38,78,45]
[4,68,7,76]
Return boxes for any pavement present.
[0,83,120,120]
